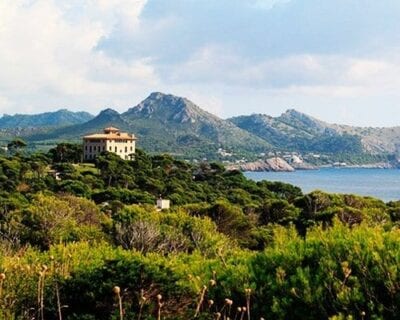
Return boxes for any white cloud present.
[0,0,156,114]
[0,95,12,113]
[167,46,333,88]
[0,0,400,127]
[250,0,291,9]
[166,44,400,101]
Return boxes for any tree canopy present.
[0,145,398,319]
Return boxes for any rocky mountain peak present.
[96,108,120,118]
[124,92,209,124]
[90,108,126,126]
[281,108,309,119]
[279,108,327,133]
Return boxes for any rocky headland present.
[227,157,295,172]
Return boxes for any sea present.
[244,168,400,202]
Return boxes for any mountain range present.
[0,109,94,139]
[1,92,399,159]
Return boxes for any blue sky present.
[1,0,400,126]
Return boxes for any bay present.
[244,168,400,202]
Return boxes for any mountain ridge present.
[23,93,271,158]
[3,92,400,158]
[0,109,94,129]
[229,110,400,154]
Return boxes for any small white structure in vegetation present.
[156,197,170,210]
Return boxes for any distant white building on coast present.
[83,127,136,160]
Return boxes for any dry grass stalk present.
[38,265,48,320]
[0,273,5,299]
[156,294,163,320]
[234,307,242,320]
[137,289,146,320]
[239,306,246,320]
[245,288,251,320]
[194,285,208,317]
[113,286,123,320]
[220,298,233,320]
[55,280,62,320]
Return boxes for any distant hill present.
[0,109,93,128]
[0,109,94,142]
[6,93,400,158]
[229,111,364,154]
[229,110,400,154]
[29,108,132,142]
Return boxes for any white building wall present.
[83,140,107,160]
[157,199,170,210]
[83,138,135,161]
[105,139,135,160]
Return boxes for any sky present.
[1,0,400,126]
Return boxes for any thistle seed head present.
[113,286,121,295]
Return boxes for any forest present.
[0,142,400,319]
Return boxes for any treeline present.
[0,143,400,319]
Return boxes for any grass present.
[74,163,100,175]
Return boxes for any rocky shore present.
[227,157,296,172]
[227,158,398,172]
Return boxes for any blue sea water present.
[244,168,400,202]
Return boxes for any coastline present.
[228,157,398,172]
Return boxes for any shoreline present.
[233,160,399,173]
[243,165,399,173]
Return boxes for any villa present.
[83,127,136,160]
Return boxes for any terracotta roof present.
[104,127,120,132]
[83,132,136,140]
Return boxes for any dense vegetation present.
[1,143,400,319]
